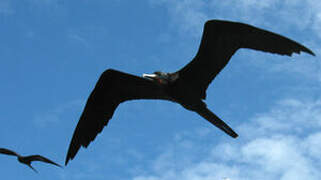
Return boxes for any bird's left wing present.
[65,69,168,165]
[24,155,62,167]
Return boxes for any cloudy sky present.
[0,0,320,179]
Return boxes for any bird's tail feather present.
[28,164,38,173]
[197,107,238,138]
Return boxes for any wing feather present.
[24,155,61,167]
[65,69,168,165]
[177,20,315,99]
[0,148,19,156]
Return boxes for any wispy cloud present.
[150,0,321,36]
[68,33,90,48]
[239,98,321,137]
[132,97,321,180]
[149,0,209,37]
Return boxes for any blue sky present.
[0,0,320,179]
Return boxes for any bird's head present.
[143,71,178,85]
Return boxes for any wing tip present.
[65,139,81,166]
[295,44,315,56]
[56,162,63,168]
[64,156,70,166]
[65,146,79,166]
[304,48,316,56]
[292,47,315,57]
[65,149,77,166]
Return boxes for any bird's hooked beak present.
[143,72,169,84]
[143,73,158,81]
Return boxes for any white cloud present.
[268,55,321,82]
[132,98,321,180]
[150,0,321,35]
[149,0,209,36]
[68,33,90,48]
[238,98,321,138]
[149,0,321,82]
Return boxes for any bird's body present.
[65,19,315,165]
[0,148,61,173]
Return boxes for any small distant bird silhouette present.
[0,148,62,173]
[65,19,315,165]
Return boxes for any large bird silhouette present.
[65,19,315,165]
[0,148,62,173]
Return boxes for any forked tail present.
[197,107,238,138]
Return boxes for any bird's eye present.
[157,79,168,84]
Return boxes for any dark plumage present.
[0,148,62,173]
[65,19,315,165]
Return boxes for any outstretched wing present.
[24,155,62,167]
[65,69,168,165]
[177,20,315,99]
[0,148,19,157]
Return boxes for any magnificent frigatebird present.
[0,148,62,173]
[65,19,315,165]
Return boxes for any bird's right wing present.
[0,148,19,157]
[24,155,62,167]
[65,69,168,165]
[177,20,315,99]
